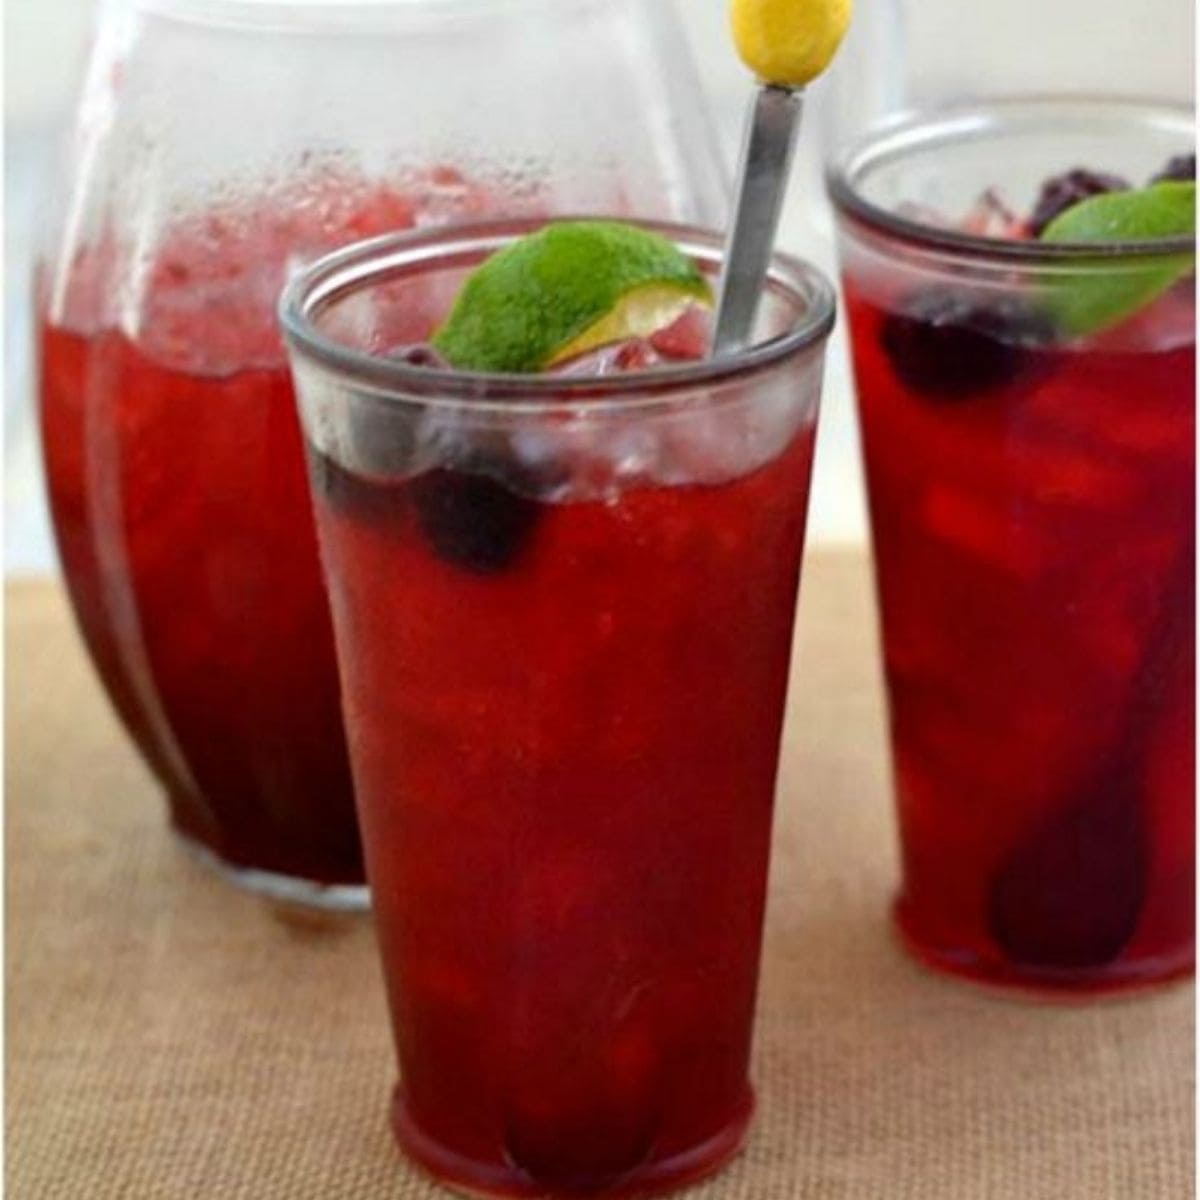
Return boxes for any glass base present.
[391,1085,754,1198]
[174,830,371,912]
[893,899,1195,1000]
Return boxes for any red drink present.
[38,173,496,895]
[40,322,361,883]
[317,428,815,1193]
[831,100,1196,993]
[845,281,1194,992]
[283,222,833,1194]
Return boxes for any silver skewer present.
[711,84,805,358]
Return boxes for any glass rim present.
[826,94,1196,263]
[279,216,836,414]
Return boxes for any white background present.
[5,0,1195,573]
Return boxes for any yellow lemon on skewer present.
[730,0,852,87]
[713,0,852,354]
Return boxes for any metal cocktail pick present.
[712,0,852,356]
[712,83,805,358]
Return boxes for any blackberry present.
[987,772,1146,969]
[881,287,1055,401]
[410,455,543,573]
[1029,168,1130,236]
[1151,153,1196,184]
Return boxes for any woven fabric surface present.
[6,552,1194,1200]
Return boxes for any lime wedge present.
[430,221,713,373]
[1039,181,1195,335]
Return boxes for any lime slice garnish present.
[1039,181,1195,335]
[430,220,713,373]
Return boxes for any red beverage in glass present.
[283,221,834,1194]
[831,99,1196,993]
[38,175,494,897]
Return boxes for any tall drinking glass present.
[37,0,726,906]
[282,218,833,1195]
[829,98,1195,994]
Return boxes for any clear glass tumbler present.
[37,0,727,906]
[282,218,833,1195]
[829,98,1195,994]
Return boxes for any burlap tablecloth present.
[6,551,1194,1199]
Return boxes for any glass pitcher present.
[37,0,728,908]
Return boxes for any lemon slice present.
[731,0,852,87]
[431,221,713,373]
